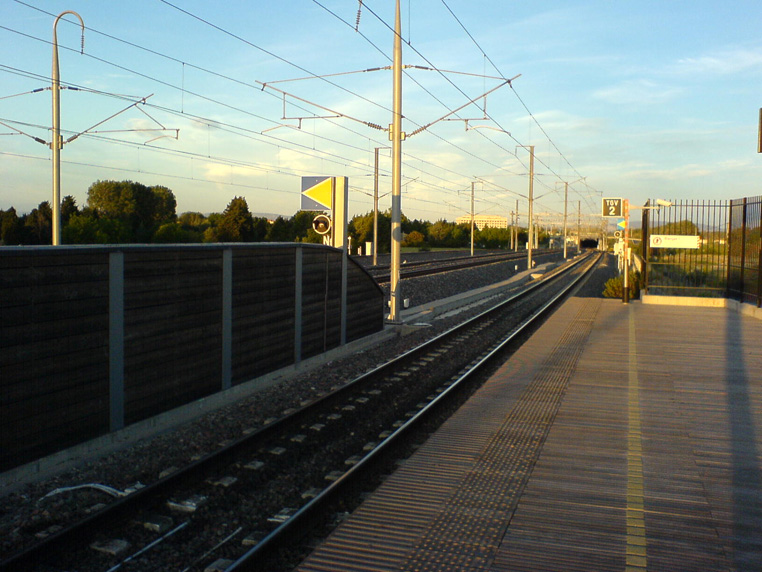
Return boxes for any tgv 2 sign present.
[602,198,623,217]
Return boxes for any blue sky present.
[2,1,762,229]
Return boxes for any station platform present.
[297,295,762,571]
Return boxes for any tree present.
[653,220,700,236]
[402,230,426,247]
[292,210,321,241]
[428,220,455,247]
[251,216,270,242]
[87,180,137,219]
[477,227,511,249]
[86,180,177,242]
[404,218,430,238]
[179,211,208,229]
[450,224,470,248]
[153,222,201,243]
[300,229,324,244]
[63,212,131,244]
[178,211,208,242]
[350,211,391,253]
[24,201,52,245]
[0,207,23,245]
[61,195,79,224]
[215,196,255,242]
[266,216,293,242]
[148,185,177,225]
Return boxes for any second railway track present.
[1,251,602,572]
[365,249,561,282]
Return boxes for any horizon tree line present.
[2,179,540,251]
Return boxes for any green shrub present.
[603,271,642,299]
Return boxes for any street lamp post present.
[51,10,85,246]
[623,199,631,303]
[623,199,673,303]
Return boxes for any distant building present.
[455,214,509,230]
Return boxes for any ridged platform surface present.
[298,297,762,571]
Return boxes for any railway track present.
[1,251,601,572]
[365,249,562,282]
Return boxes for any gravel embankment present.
[0,251,616,559]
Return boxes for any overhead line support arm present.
[407,76,517,137]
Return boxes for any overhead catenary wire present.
[325,0,576,212]
[148,1,526,190]
[3,1,589,220]
[0,50,510,218]
[0,17,485,196]
[6,1,516,192]
[347,0,597,212]
[438,0,598,208]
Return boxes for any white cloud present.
[627,164,713,181]
[675,47,762,75]
[201,161,260,181]
[275,147,320,174]
[593,79,682,106]
[514,110,606,134]
[717,159,751,170]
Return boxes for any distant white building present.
[455,214,509,230]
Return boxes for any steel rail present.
[370,249,563,283]
[224,252,601,571]
[364,250,518,274]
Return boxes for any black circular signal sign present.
[313,214,332,235]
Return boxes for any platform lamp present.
[51,11,85,245]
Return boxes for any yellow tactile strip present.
[496,302,738,572]
[625,307,647,571]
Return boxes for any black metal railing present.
[727,196,762,305]
[641,199,730,298]
[639,196,762,306]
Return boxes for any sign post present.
[623,199,630,304]
[301,176,348,250]
[602,197,631,303]
[301,176,349,345]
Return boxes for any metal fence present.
[641,199,729,297]
[727,196,762,304]
[640,196,762,304]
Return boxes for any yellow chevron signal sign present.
[301,177,333,211]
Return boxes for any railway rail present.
[1,251,601,572]
[365,249,562,282]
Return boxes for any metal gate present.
[726,196,762,305]
[641,199,729,297]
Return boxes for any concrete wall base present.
[641,293,762,321]
[0,326,397,493]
